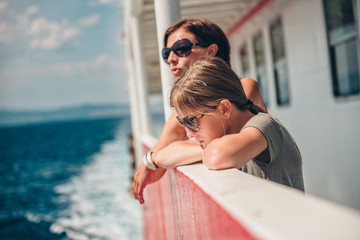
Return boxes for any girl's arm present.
[153,140,203,169]
[202,127,268,170]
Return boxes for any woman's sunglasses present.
[176,114,205,132]
[162,39,209,64]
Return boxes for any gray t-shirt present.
[240,113,304,191]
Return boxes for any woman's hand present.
[131,162,155,204]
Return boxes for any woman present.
[170,57,304,191]
[132,18,267,204]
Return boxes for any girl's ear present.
[207,43,218,57]
[217,99,232,119]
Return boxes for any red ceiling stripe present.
[226,0,275,38]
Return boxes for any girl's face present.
[178,110,227,149]
[166,27,215,80]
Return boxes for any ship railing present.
[141,143,360,240]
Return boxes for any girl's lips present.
[199,140,204,149]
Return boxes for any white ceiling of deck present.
[137,0,263,93]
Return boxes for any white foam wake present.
[51,130,143,240]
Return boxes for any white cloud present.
[29,18,79,50]
[0,1,8,12]
[0,4,81,50]
[25,5,38,16]
[28,18,53,35]
[0,22,6,40]
[89,0,119,7]
[0,53,127,109]
[95,54,107,67]
[78,14,99,27]
[0,4,29,43]
[98,0,118,4]
[2,54,123,83]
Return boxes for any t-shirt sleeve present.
[243,114,283,164]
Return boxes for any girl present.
[170,57,304,191]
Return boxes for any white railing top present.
[177,163,360,240]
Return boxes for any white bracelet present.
[147,152,158,169]
[143,154,152,169]
[143,152,157,170]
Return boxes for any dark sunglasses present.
[176,114,205,132]
[162,39,209,64]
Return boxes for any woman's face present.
[166,27,214,80]
[179,110,227,149]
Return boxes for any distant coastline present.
[0,104,131,127]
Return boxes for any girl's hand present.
[131,162,155,204]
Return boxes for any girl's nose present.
[185,127,197,140]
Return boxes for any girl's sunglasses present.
[176,114,205,132]
[162,39,209,64]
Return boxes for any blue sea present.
[0,117,145,240]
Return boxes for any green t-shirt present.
[241,113,305,191]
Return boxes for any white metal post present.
[263,26,277,109]
[154,0,181,121]
[123,0,146,165]
[126,57,145,166]
[130,15,153,137]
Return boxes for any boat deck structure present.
[123,0,360,239]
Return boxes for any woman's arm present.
[241,77,267,113]
[202,127,268,170]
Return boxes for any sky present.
[0,0,127,111]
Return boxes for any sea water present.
[0,117,145,240]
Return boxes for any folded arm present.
[153,140,202,169]
[202,127,268,170]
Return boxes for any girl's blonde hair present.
[170,57,264,116]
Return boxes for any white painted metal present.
[124,0,360,214]
[126,58,144,166]
[154,0,181,120]
[247,38,257,80]
[130,15,153,137]
[178,163,360,240]
[228,0,360,210]
[262,25,277,108]
[123,0,144,165]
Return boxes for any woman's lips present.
[171,68,181,76]
[199,140,205,149]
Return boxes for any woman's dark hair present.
[164,18,231,65]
